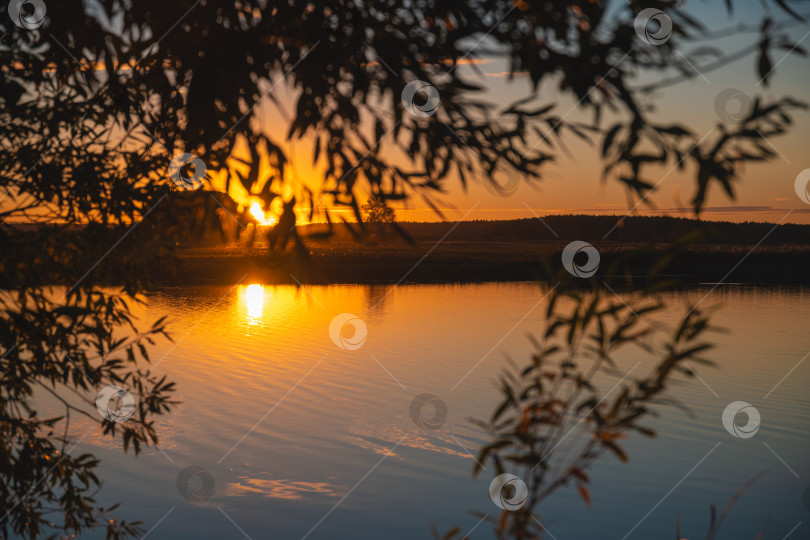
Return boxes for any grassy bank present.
[168,240,810,285]
[7,215,808,287]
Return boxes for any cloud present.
[442,58,494,66]
[485,71,529,77]
[363,58,494,70]
[393,205,810,215]
[650,205,810,215]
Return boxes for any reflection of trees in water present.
[146,286,239,313]
[364,284,391,323]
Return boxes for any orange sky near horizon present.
[3,2,809,228]
[224,1,810,227]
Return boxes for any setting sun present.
[250,201,277,226]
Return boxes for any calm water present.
[34,283,810,539]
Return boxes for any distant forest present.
[305,214,810,246]
[9,213,809,248]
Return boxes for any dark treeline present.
[6,214,809,287]
[7,214,809,249]
[365,214,810,246]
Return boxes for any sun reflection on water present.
[244,284,265,324]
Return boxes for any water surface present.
[42,283,810,539]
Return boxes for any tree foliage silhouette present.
[1,0,807,538]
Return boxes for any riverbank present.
[8,215,808,287]
[167,240,810,285]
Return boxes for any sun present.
[250,201,277,226]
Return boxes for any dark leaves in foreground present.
[439,268,719,539]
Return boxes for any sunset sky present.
[234,1,810,226]
[5,2,808,226]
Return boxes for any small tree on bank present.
[362,197,396,225]
[362,197,396,243]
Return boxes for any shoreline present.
[162,241,810,286]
